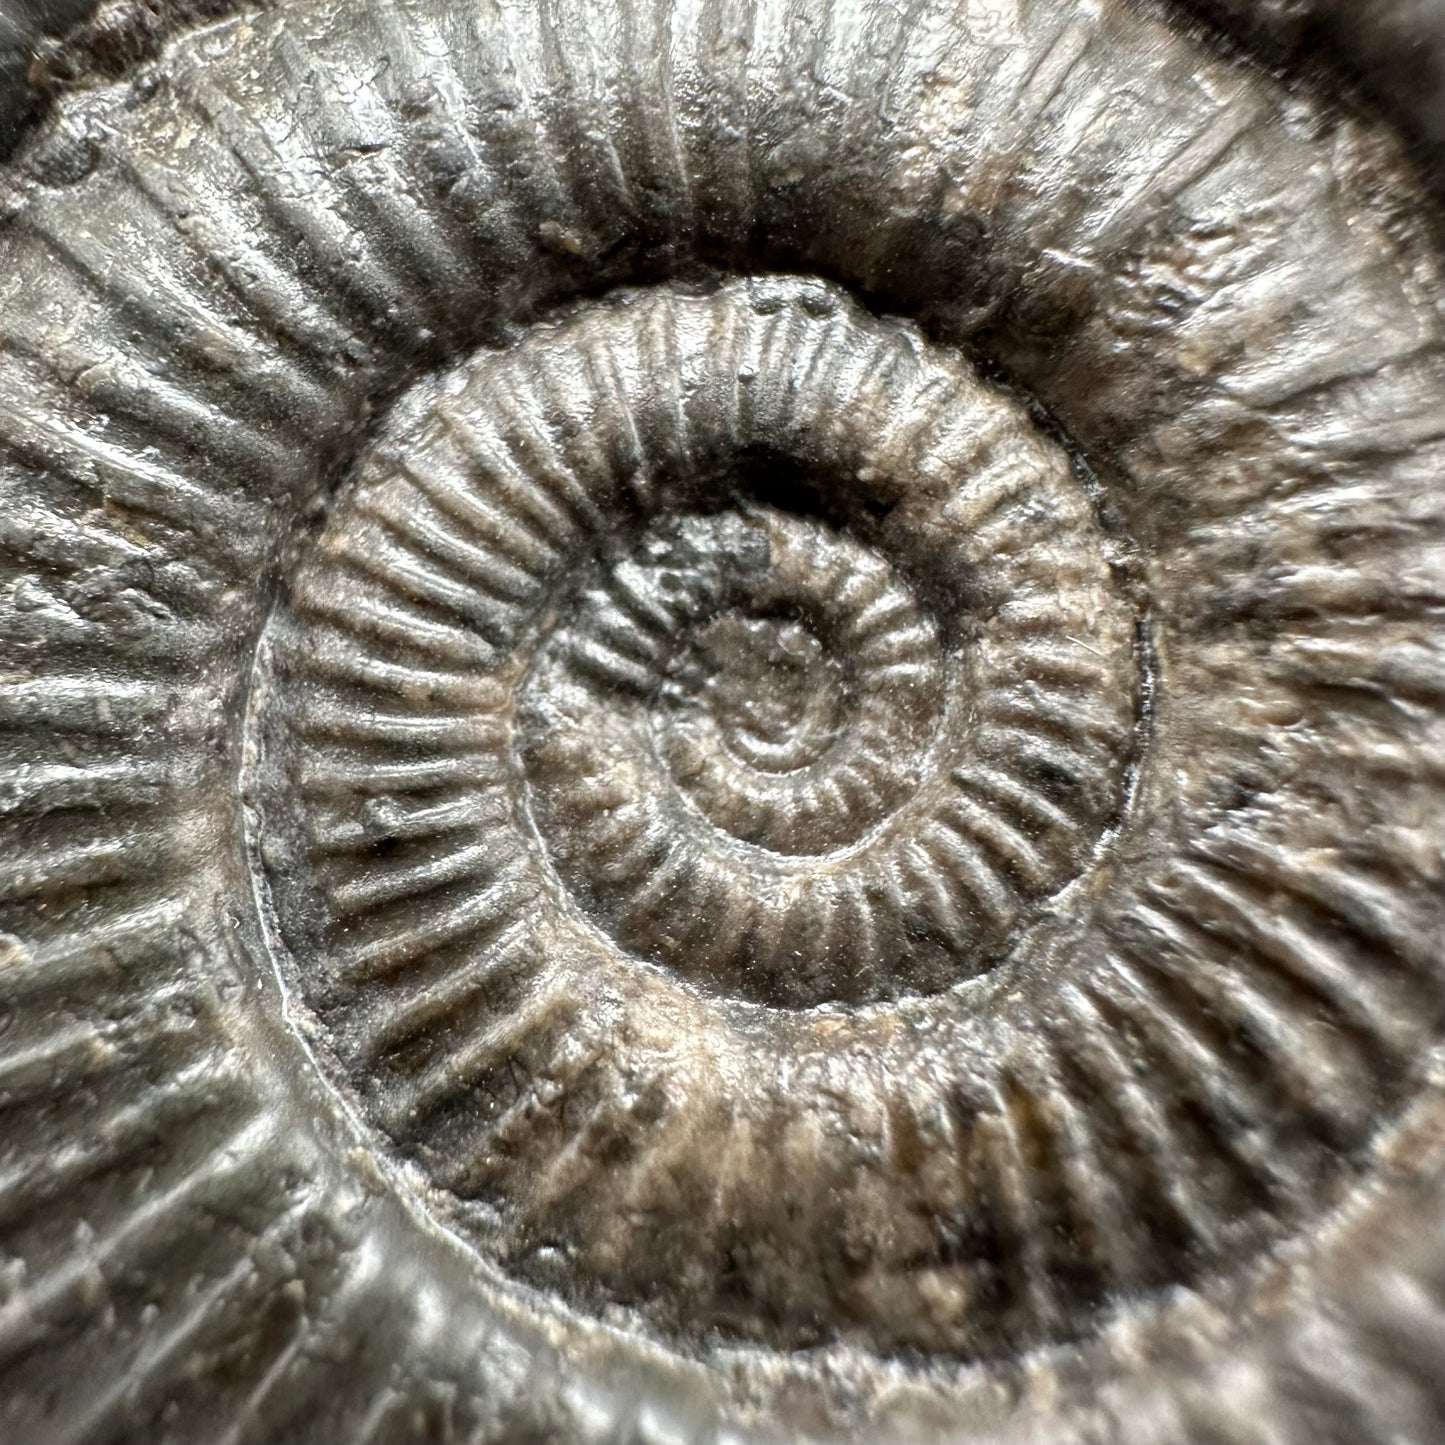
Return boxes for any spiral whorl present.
[1,0,1444,1438]
[246,278,1142,1349]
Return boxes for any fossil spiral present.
[2,0,1445,1440]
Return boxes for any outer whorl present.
[1,1,1444,1442]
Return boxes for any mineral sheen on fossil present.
[1,0,1445,1440]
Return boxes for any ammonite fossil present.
[2,0,1444,1439]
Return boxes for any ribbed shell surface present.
[0,0,1444,1441]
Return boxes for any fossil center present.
[245,278,1162,1352]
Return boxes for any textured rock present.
[1179,0,1445,190]
[0,1,1443,1441]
